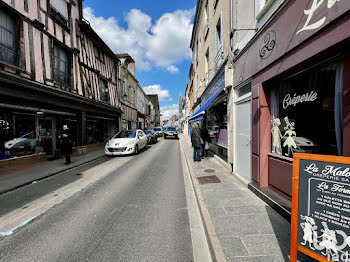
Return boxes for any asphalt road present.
[0,138,194,262]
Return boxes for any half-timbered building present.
[0,0,122,160]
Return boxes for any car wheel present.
[134,145,139,155]
[175,136,178,139]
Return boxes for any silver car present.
[164,127,178,139]
[153,127,163,137]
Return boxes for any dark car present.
[164,127,178,139]
[145,130,158,144]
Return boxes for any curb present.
[0,154,105,196]
[179,136,227,262]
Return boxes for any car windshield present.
[154,128,161,131]
[145,130,152,135]
[167,127,176,131]
[114,130,137,139]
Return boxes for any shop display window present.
[207,96,228,160]
[0,112,39,159]
[270,61,343,158]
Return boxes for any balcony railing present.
[0,44,20,66]
[55,69,71,86]
[215,45,224,69]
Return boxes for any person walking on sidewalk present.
[61,125,72,165]
[201,126,211,158]
[191,123,203,162]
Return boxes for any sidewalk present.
[179,135,314,262]
[0,149,105,195]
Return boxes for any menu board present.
[291,154,350,262]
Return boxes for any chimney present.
[128,62,135,77]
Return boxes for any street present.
[0,138,198,262]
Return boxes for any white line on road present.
[0,216,37,237]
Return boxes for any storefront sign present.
[290,154,350,262]
[297,0,343,35]
[233,0,350,87]
[283,91,318,109]
[201,72,225,107]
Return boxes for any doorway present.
[234,94,252,181]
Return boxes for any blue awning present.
[189,114,204,124]
[190,89,223,119]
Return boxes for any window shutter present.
[50,0,68,19]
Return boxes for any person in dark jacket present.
[191,123,203,162]
[201,126,211,157]
[61,125,72,164]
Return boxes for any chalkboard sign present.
[291,154,350,262]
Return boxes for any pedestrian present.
[201,125,211,157]
[191,123,203,162]
[61,124,72,164]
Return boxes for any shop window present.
[0,8,19,66]
[270,62,343,158]
[50,0,68,27]
[54,44,71,86]
[94,46,105,63]
[99,78,109,103]
[207,95,228,160]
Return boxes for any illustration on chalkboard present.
[319,222,339,256]
[299,215,350,259]
[300,215,317,250]
[282,116,297,156]
[271,117,282,155]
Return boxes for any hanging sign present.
[291,153,350,262]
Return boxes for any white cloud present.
[160,104,179,120]
[142,85,171,101]
[83,7,194,71]
[167,65,179,74]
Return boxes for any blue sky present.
[83,0,197,119]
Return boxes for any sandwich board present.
[290,153,350,262]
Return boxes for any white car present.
[105,129,148,156]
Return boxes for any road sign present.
[291,154,350,262]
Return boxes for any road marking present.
[0,216,36,237]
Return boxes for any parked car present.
[145,130,157,144]
[154,127,163,137]
[164,127,178,139]
[105,129,148,156]
[5,138,34,157]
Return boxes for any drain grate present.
[197,175,221,185]
[204,169,216,173]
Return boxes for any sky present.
[83,0,197,119]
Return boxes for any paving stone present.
[220,236,250,258]
[242,235,285,256]
[212,215,260,236]
[225,205,262,216]
[208,207,227,218]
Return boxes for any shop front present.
[189,70,228,161]
[233,1,350,201]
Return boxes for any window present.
[50,0,68,27]
[54,44,71,86]
[205,49,209,84]
[215,14,224,69]
[99,78,109,103]
[129,87,133,103]
[0,9,19,66]
[24,0,28,12]
[94,46,104,63]
[270,62,343,158]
